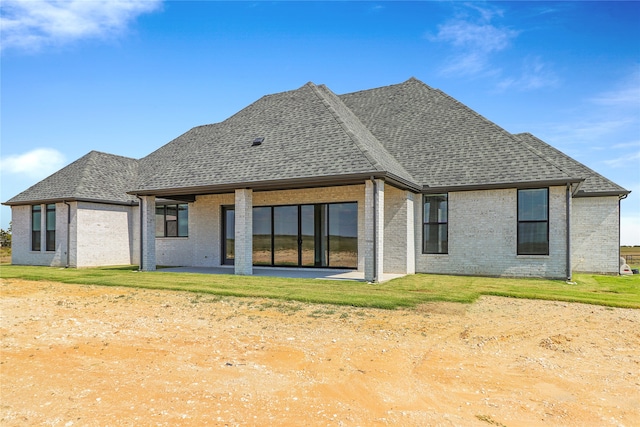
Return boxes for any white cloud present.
[428,3,519,78]
[497,56,559,92]
[590,68,640,108]
[433,20,517,53]
[0,0,162,52]
[604,151,640,168]
[0,148,66,179]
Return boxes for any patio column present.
[140,195,156,271]
[365,179,384,282]
[234,189,253,275]
[405,191,416,275]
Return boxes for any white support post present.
[140,195,156,271]
[365,179,384,282]
[234,189,253,275]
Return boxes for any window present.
[155,203,188,237]
[31,205,41,251]
[46,204,56,251]
[423,194,448,254]
[223,202,357,268]
[518,188,549,255]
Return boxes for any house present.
[4,78,629,280]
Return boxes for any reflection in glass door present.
[301,204,328,267]
[273,206,298,266]
[253,206,272,265]
[223,207,235,264]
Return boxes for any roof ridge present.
[86,150,138,161]
[511,133,579,180]
[309,83,383,172]
[312,83,419,186]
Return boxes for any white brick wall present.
[571,196,620,274]
[234,189,253,275]
[383,186,415,274]
[415,187,568,279]
[75,202,136,267]
[364,179,384,281]
[11,203,68,267]
[140,196,156,271]
[14,184,614,279]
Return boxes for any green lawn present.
[1,265,638,309]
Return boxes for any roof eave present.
[2,197,138,207]
[422,178,585,194]
[573,190,631,198]
[128,172,422,198]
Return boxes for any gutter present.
[136,195,143,271]
[371,177,377,283]
[422,178,584,194]
[565,184,572,282]
[63,201,71,268]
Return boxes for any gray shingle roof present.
[4,151,139,205]
[340,77,580,189]
[513,132,629,196]
[135,82,416,194]
[5,78,628,205]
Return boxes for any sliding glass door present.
[223,202,357,269]
[273,206,299,266]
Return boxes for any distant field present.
[621,246,640,266]
[0,247,10,264]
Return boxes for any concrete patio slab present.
[157,266,404,282]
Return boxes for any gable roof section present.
[4,151,139,205]
[134,82,417,195]
[340,77,578,190]
[513,132,629,197]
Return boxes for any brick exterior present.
[571,196,620,274]
[10,204,66,267]
[234,189,253,275]
[140,196,156,271]
[383,186,415,274]
[9,185,620,279]
[364,180,385,281]
[415,186,569,279]
[74,202,137,267]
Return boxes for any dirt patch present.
[1,278,639,426]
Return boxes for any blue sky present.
[1,0,639,245]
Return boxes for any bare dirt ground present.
[1,279,639,427]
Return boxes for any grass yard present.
[1,264,638,309]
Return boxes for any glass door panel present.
[253,206,272,265]
[223,207,235,264]
[273,206,298,266]
[328,203,358,268]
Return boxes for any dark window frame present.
[423,194,448,254]
[517,188,549,255]
[45,203,56,252]
[31,205,41,252]
[155,203,189,238]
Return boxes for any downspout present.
[618,193,627,276]
[136,195,143,271]
[63,201,71,268]
[371,177,377,283]
[565,184,572,282]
